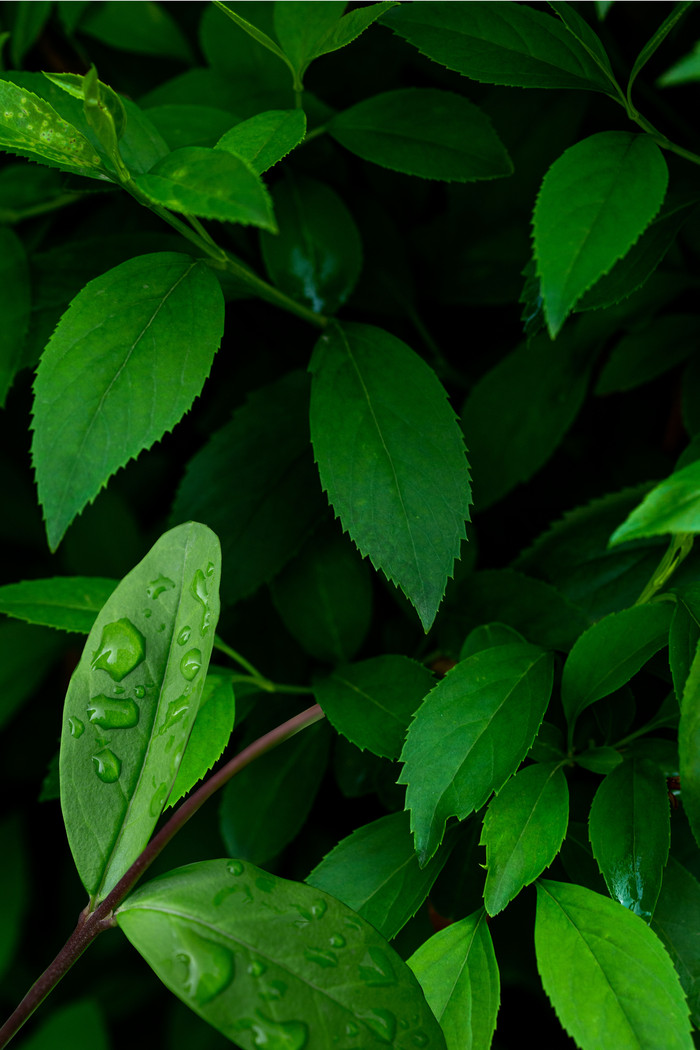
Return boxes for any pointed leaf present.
[534,132,668,337]
[658,39,700,87]
[32,252,225,551]
[400,643,554,864]
[680,640,700,848]
[651,857,700,1027]
[589,757,670,920]
[216,108,305,173]
[212,1,294,78]
[308,2,398,62]
[595,314,700,395]
[60,522,221,900]
[610,460,700,544]
[535,879,693,1050]
[167,671,235,807]
[309,323,470,631]
[407,909,499,1050]
[0,226,30,407]
[481,761,569,916]
[627,3,694,101]
[307,811,452,941]
[273,1,346,76]
[116,858,447,1049]
[329,88,512,182]
[0,576,117,633]
[459,622,525,660]
[548,1,618,86]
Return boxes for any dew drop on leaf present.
[248,959,267,977]
[87,695,139,729]
[411,1033,429,1048]
[191,570,212,634]
[249,1013,308,1050]
[329,934,346,948]
[150,781,169,816]
[175,936,235,1006]
[260,980,287,1002]
[91,618,146,681]
[227,859,244,876]
[357,1008,397,1044]
[177,626,191,646]
[180,648,202,681]
[134,685,146,699]
[157,695,189,736]
[147,574,175,599]
[92,747,121,783]
[304,947,338,968]
[68,716,84,738]
[358,947,396,987]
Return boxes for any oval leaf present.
[610,460,700,544]
[216,108,306,172]
[0,576,117,633]
[60,521,221,901]
[116,858,447,1049]
[32,252,225,551]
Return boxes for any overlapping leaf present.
[651,857,700,1027]
[216,109,306,172]
[0,576,116,633]
[167,671,235,807]
[610,461,700,544]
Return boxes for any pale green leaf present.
[167,671,235,807]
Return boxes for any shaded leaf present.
[595,314,700,395]
[80,0,193,61]
[0,815,27,982]
[8,1,53,67]
[0,226,30,407]
[167,672,235,807]
[459,622,524,660]
[216,108,305,173]
[0,620,64,729]
[680,641,700,848]
[651,857,700,1027]
[627,2,694,100]
[15,999,109,1050]
[274,1,396,82]
[670,585,700,700]
[143,104,239,151]
[658,39,700,87]
[0,576,116,633]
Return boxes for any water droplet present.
[260,980,287,1002]
[180,648,202,681]
[147,574,175,599]
[256,877,275,894]
[249,1013,308,1050]
[329,934,346,948]
[345,1022,359,1037]
[304,948,338,968]
[113,685,125,695]
[157,695,190,736]
[298,898,327,922]
[143,608,152,619]
[91,619,145,682]
[227,859,244,876]
[358,1008,397,1044]
[175,936,234,1006]
[412,1033,429,1048]
[150,781,169,816]
[358,947,396,987]
[206,561,215,577]
[87,695,139,729]
[248,959,267,977]
[92,748,121,783]
[191,570,212,634]
[134,685,146,699]
[343,915,363,932]
[177,626,191,646]
[68,716,84,738]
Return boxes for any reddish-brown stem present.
[0,703,324,1049]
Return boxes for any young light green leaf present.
[32,252,225,551]
[651,857,700,1027]
[167,671,235,808]
[15,999,110,1050]
[609,461,700,544]
[595,314,699,395]
[216,109,305,173]
[561,603,672,730]
[0,226,30,407]
[329,88,512,182]
[658,40,700,87]
[312,656,434,759]
[407,909,499,1050]
[309,323,471,631]
[80,0,194,62]
[380,2,614,93]
[260,174,362,315]
[534,132,668,337]
[535,879,693,1050]
[116,858,447,1049]
[680,641,700,848]
[307,811,452,941]
[60,521,221,901]
[400,643,554,865]
[627,3,694,103]
[133,147,276,230]
[589,757,670,920]
[0,576,116,633]
[481,761,569,916]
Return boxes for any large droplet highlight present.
[87,695,139,729]
[68,716,84,738]
[180,648,202,681]
[358,947,396,987]
[91,619,145,682]
[249,1013,308,1050]
[147,574,175,599]
[191,570,212,634]
[157,695,190,736]
[92,748,121,783]
[177,626,191,646]
[175,935,234,1006]
[358,1008,397,1044]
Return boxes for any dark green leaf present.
[146,105,239,150]
[0,576,116,633]
[80,0,193,61]
[330,89,512,182]
[576,746,623,774]
[273,2,346,78]
[407,908,499,1050]
[309,323,471,631]
[627,3,694,101]
[481,762,569,916]
[561,602,672,729]
[312,655,434,760]
[680,641,700,848]
[60,522,221,900]
[528,721,566,763]
[0,162,76,223]
[116,858,447,1049]
[381,1,614,92]
[596,314,699,395]
[548,2,617,86]
[0,620,64,729]
[589,757,670,920]
[670,586,700,700]
[171,372,327,607]
[0,815,27,981]
[8,1,53,67]
[216,109,305,173]
[301,2,397,63]
[0,226,30,407]
[167,672,235,807]
[658,40,700,87]
[535,879,693,1050]
[307,811,451,941]
[610,462,700,544]
[459,622,524,660]
[683,356,700,437]
[260,174,362,315]
[32,252,225,551]
[400,643,553,864]
[212,1,294,79]
[534,132,668,337]
[651,857,700,1027]
[15,999,109,1050]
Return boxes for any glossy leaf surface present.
[167,671,235,808]
[481,761,569,916]
[400,643,553,864]
[309,323,470,631]
[0,576,116,633]
[535,880,693,1050]
[407,909,499,1050]
[610,460,700,544]
[117,858,446,1049]
[216,109,306,172]
[33,252,225,551]
[60,522,221,900]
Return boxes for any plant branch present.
[0,704,324,1049]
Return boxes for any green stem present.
[627,107,700,167]
[0,192,85,224]
[213,635,263,678]
[634,532,694,605]
[303,122,329,145]
[214,640,314,695]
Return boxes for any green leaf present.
[535,879,693,1050]
[309,323,471,631]
[481,761,569,916]
[0,576,116,633]
[528,721,566,763]
[80,0,194,62]
[0,815,27,981]
[220,722,330,866]
[171,372,327,607]
[146,105,239,151]
[0,226,30,407]
[380,2,614,92]
[298,2,397,64]
[271,526,372,664]
[534,132,668,337]
[116,858,447,1049]
[658,39,700,87]
[32,252,225,551]
[561,603,672,730]
[576,746,623,774]
[216,108,305,173]
[627,3,694,102]
[680,642,700,848]
[60,521,221,901]
[329,88,512,182]
[589,757,670,920]
[651,857,700,1027]
[462,327,594,508]
[260,174,362,315]
[312,656,434,760]
[459,622,525,660]
[15,999,109,1050]
[670,586,700,700]
[307,811,451,942]
[400,643,554,865]
[595,314,699,395]
[0,620,64,729]
[407,908,499,1050]
[167,671,235,808]
[133,147,276,230]
[273,2,346,79]
[609,461,700,544]
[8,1,54,67]
[212,1,295,80]
[548,2,618,87]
